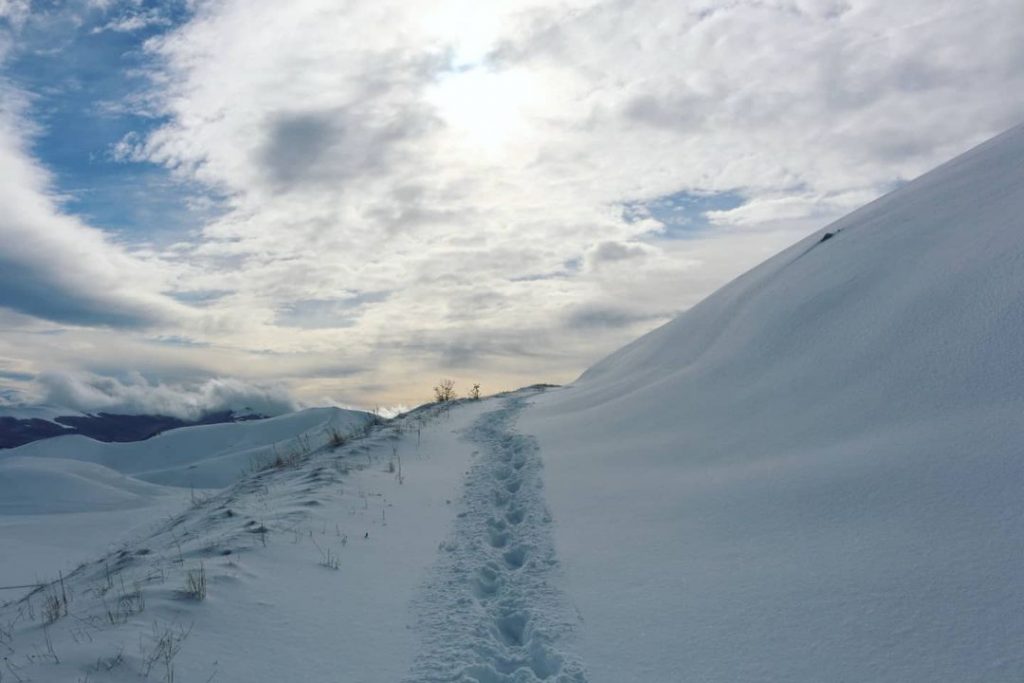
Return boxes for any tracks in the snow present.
[406,393,587,683]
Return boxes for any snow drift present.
[523,124,1024,680]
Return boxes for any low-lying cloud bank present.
[38,372,298,420]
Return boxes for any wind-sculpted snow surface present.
[407,393,587,682]
[522,124,1024,681]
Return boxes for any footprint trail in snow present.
[406,393,587,682]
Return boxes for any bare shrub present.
[325,426,347,449]
[433,379,456,403]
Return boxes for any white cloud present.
[584,241,657,271]
[0,89,199,330]
[91,8,168,34]
[0,0,30,28]
[1,0,1023,406]
[38,371,298,419]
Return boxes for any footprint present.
[495,611,529,647]
[488,528,509,549]
[527,642,565,679]
[505,478,521,493]
[473,566,501,599]
[505,508,525,525]
[503,546,528,570]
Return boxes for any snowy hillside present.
[0,397,527,682]
[521,123,1024,680]
[1,124,1022,683]
[0,457,171,515]
[0,407,373,598]
[3,407,371,488]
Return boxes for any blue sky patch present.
[623,190,746,239]
[4,1,208,244]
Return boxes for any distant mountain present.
[0,410,266,449]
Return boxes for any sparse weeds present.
[140,621,191,682]
[42,593,63,625]
[261,433,314,471]
[0,615,14,656]
[247,521,270,547]
[311,539,340,570]
[41,573,69,625]
[189,487,211,508]
[105,578,145,625]
[393,446,404,484]
[325,425,348,449]
[90,648,125,674]
[183,564,207,601]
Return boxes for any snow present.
[0,398,501,682]
[520,123,1024,681]
[3,407,373,488]
[408,395,586,682]
[1,124,1023,681]
[0,496,192,593]
[0,457,171,515]
[0,407,374,603]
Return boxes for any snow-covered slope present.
[2,126,1021,683]
[0,457,170,515]
[3,407,373,488]
[521,124,1024,680]
[0,407,374,589]
[0,397,500,682]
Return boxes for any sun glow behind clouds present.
[2,0,1023,408]
[428,66,540,155]
[421,2,547,156]
[423,1,503,68]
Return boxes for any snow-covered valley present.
[2,123,1024,681]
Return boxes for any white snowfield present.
[0,124,1022,682]
[522,122,1024,681]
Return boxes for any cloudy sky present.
[0,0,1022,414]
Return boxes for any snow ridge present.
[407,393,587,682]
